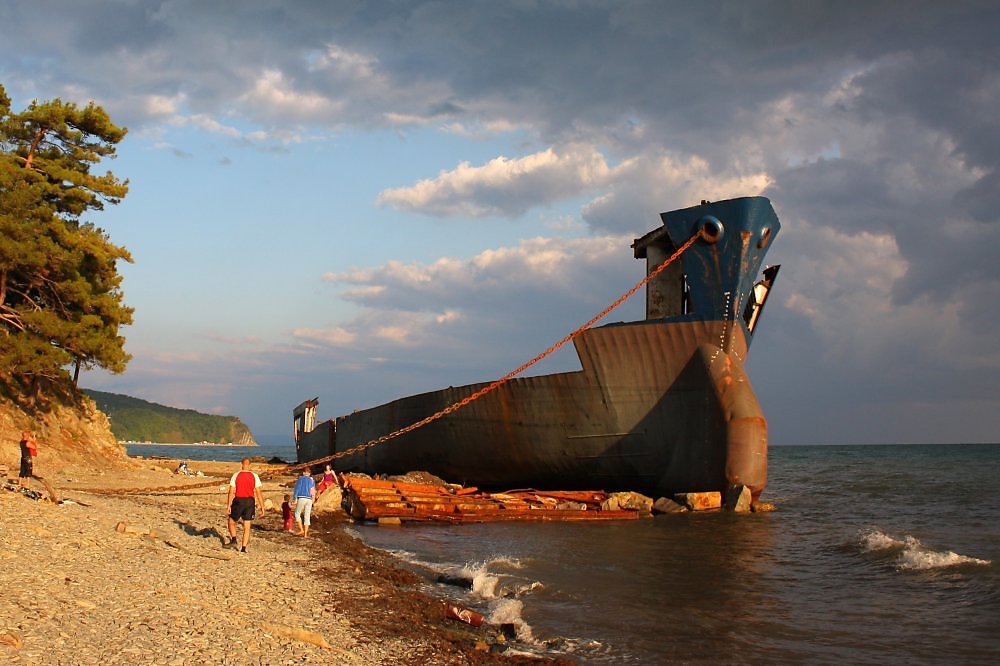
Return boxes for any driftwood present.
[33,474,60,503]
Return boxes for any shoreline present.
[124,443,262,447]
[1,455,564,664]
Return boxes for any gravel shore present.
[0,458,556,665]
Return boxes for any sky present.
[2,1,998,446]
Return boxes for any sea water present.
[351,444,1000,664]
[126,443,296,464]
[127,442,1000,663]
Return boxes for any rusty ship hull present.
[296,196,781,500]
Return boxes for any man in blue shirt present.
[292,467,318,538]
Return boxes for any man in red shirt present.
[225,458,266,553]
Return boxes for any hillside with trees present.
[84,389,256,445]
[2,83,141,469]
[1,83,132,390]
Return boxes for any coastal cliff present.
[0,389,131,475]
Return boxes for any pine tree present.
[0,83,133,386]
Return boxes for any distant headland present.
[84,389,257,447]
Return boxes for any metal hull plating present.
[296,197,780,499]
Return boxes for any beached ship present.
[295,196,780,500]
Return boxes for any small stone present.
[652,497,687,514]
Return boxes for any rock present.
[263,497,275,510]
[435,573,474,589]
[386,470,447,486]
[674,491,722,511]
[312,484,343,514]
[115,522,159,538]
[555,501,587,511]
[652,497,687,514]
[751,501,776,513]
[603,491,653,513]
[724,485,752,512]
[377,516,402,525]
[260,623,331,649]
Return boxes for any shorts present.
[230,496,256,521]
[294,497,314,525]
[20,458,33,478]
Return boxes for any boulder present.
[312,484,343,514]
[652,497,688,514]
[724,485,752,512]
[751,501,776,513]
[674,491,722,511]
[602,491,653,513]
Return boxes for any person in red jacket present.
[225,458,266,553]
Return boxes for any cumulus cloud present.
[376,145,615,218]
[272,233,648,408]
[291,326,357,347]
[582,152,772,233]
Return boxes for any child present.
[281,493,295,532]
[318,464,338,494]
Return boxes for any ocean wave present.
[489,598,536,643]
[457,556,541,600]
[858,528,991,571]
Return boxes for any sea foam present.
[858,528,990,570]
[457,556,541,600]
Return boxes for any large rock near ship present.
[601,491,654,513]
[312,484,344,514]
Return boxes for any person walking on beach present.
[292,467,317,538]
[18,430,37,490]
[226,458,265,553]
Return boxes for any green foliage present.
[84,389,257,445]
[0,83,133,384]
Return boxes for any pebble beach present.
[0,458,553,665]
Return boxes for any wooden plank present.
[342,476,640,523]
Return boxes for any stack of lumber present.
[342,476,639,523]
